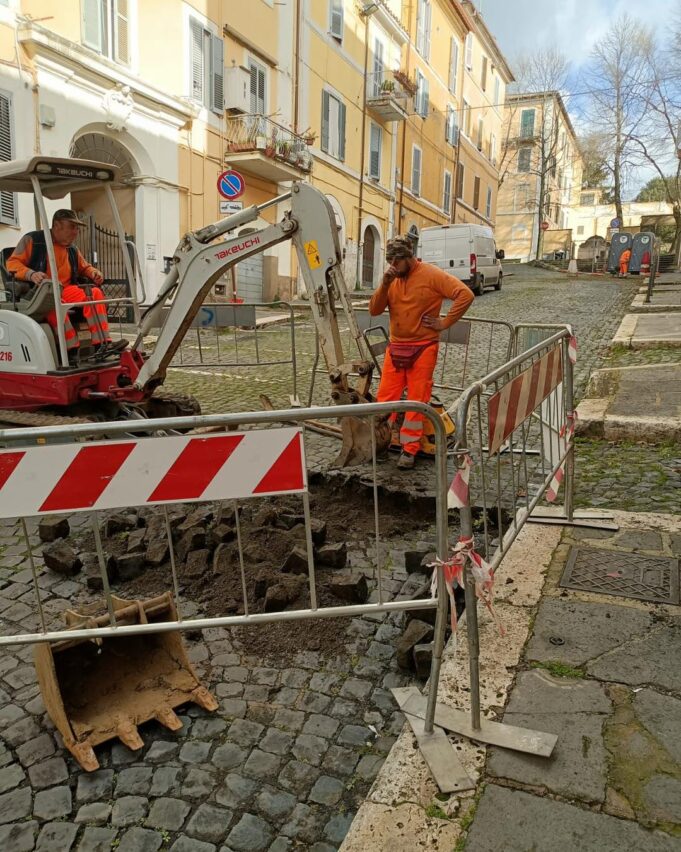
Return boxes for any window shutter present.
[449,38,458,94]
[114,0,130,64]
[423,77,429,118]
[373,38,384,96]
[338,100,346,161]
[321,90,330,153]
[473,176,480,210]
[369,124,381,179]
[494,76,500,107]
[481,56,488,91]
[477,118,483,150]
[330,0,343,40]
[416,0,424,55]
[486,186,493,218]
[210,35,224,114]
[456,162,464,199]
[0,93,16,226]
[190,18,204,102]
[412,147,421,195]
[443,171,452,213]
[424,1,431,60]
[465,33,473,70]
[82,0,103,52]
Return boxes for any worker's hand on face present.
[421,314,445,331]
[90,269,104,285]
[382,265,398,286]
[29,271,47,285]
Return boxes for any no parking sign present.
[217,169,245,200]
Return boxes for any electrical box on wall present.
[224,66,251,113]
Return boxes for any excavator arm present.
[133,182,389,465]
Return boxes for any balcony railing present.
[366,69,413,121]
[225,115,313,177]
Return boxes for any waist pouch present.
[388,341,437,370]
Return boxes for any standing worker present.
[7,209,128,364]
[619,246,632,278]
[368,235,474,469]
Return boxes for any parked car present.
[419,224,504,296]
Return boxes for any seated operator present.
[7,209,128,364]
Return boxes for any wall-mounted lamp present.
[361,2,380,16]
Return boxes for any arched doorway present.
[361,226,377,288]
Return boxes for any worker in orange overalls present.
[7,209,128,364]
[369,235,474,469]
[619,247,632,278]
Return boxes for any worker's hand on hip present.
[90,269,104,285]
[29,271,46,285]
[421,314,445,331]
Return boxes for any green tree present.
[636,176,681,203]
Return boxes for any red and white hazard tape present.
[546,410,577,502]
[568,335,577,365]
[448,454,473,509]
[430,536,505,636]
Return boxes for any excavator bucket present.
[335,413,391,467]
[33,593,217,772]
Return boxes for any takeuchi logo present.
[214,236,260,260]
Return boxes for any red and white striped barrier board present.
[0,428,306,518]
[487,347,563,455]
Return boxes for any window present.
[415,70,429,118]
[372,38,385,96]
[456,161,465,199]
[448,37,459,94]
[519,108,535,138]
[189,17,224,113]
[494,76,500,107]
[581,193,595,206]
[82,0,130,65]
[477,118,483,151]
[411,145,422,196]
[445,105,458,146]
[465,33,473,70]
[443,170,452,214]
[577,225,585,235]
[473,176,480,210]
[0,91,16,225]
[329,0,343,41]
[369,123,382,180]
[462,99,471,137]
[249,59,266,114]
[416,0,431,59]
[481,56,488,91]
[490,132,497,165]
[517,147,532,173]
[485,186,492,219]
[321,90,346,161]
[514,184,529,212]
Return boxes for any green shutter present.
[321,90,330,153]
[0,92,16,225]
[210,35,224,114]
[338,100,346,161]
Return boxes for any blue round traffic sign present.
[610,218,620,228]
[217,169,245,200]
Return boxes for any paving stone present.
[0,821,39,852]
[366,641,395,661]
[214,774,258,809]
[280,803,324,844]
[211,652,241,667]
[183,768,218,800]
[192,718,228,739]
[329,698,359,719]
[227,718,265,747]
[150,766,183,798]
[643,774,681,824]
[633,687,681,764]
[323,812,354,846]
[75,802,112,824]
[33,784,72,820]
[28,755,68,789]
[308,775,344,806]
[302,714,339,739]
[614,530,663,551]
[293,732,329,765]
[269,839,293,852]
[112,795,149,827]
[75,826,117,852]
[337,724,371,747]
[255,787,297,821]
[252,667,280,686]
[76,768,114,802]
[356,753,385,780]
[0,762,24,794]
[243,749,282,780]
[273,687,299,706]
[227,812,273,851]
[309,673,340,695]
[352,657,384,678]
[115,766,153,797]
[278,760,320,796]
[36,821,78,851]
[322,744,359,777]
[111,742,139,764]
[146,796,192,831]
[212,742,247,771]
[339,678,372,701]
[180,740,212,764]
[216,682,244,699]
[146,740,180,764]
[186,803,233,843]
[219,698,247,719]
[296,691,331,713]
[15,733,55,767]
[169,837,217,852]
[273,708,306,732]
[117,827,163,852]
[466,783,681,852]
[2,715,40,747]
[280,669,309,689]
[259,728,294,756]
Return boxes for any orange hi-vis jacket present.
[368,261,474,342]
[7,232,98,285]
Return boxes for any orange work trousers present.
[47,284,110,350]
[619,260,629,276]
[377,342,438,456]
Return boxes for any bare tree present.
[585,14,652,224]
[579,131,613,202]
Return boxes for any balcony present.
[225,115,313,183]
[366,70,413,122]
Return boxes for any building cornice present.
[460,1,515,83]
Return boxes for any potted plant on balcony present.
[379,79,395,94]
[393,70,417,97]
[277,140,293,161]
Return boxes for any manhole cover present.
[560,546,680,605]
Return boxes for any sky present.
[479,0,680,194]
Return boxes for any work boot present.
[397,452,416,470]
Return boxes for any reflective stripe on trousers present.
[46,284,111,349]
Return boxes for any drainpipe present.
[355,11,371,290]
[396,1,414,234]
[293,0,301,132]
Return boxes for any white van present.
[418,224,504,296]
